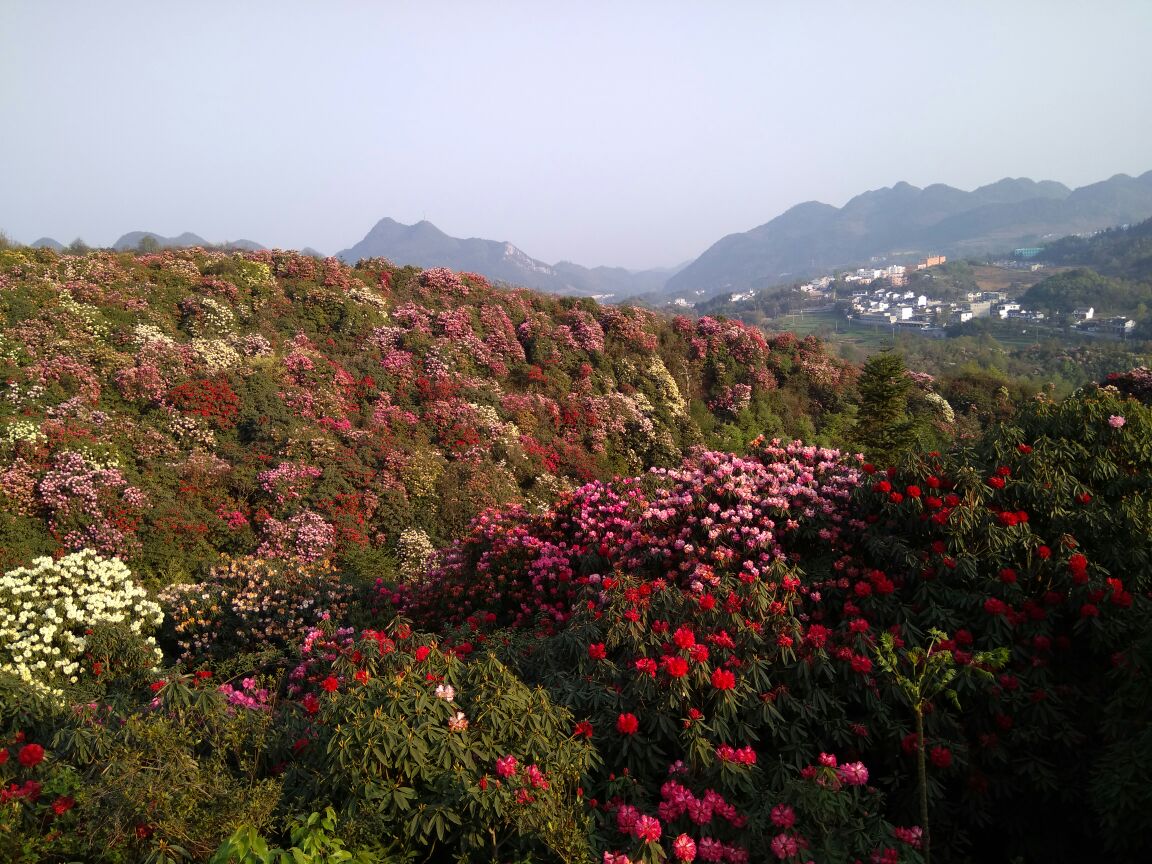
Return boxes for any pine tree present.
[855,350,915,463]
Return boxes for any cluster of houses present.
[708,252,1139,341]
[845,286,1136,339]
[1070,307,1137,338]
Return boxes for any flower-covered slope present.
[0,246,854,579]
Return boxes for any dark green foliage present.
[855,350,917,461]
[1021,267,1152,317]
[1037,216,1152,281]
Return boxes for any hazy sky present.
[2,1,1151,269]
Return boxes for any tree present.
[137,235,161,253]
[67,237,91,255]
[855,350,915,463]
[874,629,1006,864]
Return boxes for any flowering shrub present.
[388,385,1152,861]
[0,731,83,861]
[37,451,148,558]
[279,624,595,861]
[391,440,862,632]
[0,550,162,697]
[158,556,353,663]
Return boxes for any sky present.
[2,1,1151,270]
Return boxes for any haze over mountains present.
[112,231,269,253]
[22,170,1152,303]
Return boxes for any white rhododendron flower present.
[0,549,163,699]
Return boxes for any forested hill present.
[1036,216,1152,280]
[0,246,855,579]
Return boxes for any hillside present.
[1,244,1150,863]
[665,172,1152,299]
[1035,216,1152,280]
[336,217,679,298]
[0,245,853,580]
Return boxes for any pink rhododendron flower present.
[837,761,869,785]
[632,814,662,843]
[672,833,697,861]
[770,833,799,859]
[495,755,518,778]
[770,803,796,828]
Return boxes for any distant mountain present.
[664,172,1152,299]
[111,231,268,252]
[337,217,679,299]
[30,237,64,251]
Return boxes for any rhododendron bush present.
[0,549,163,698]
[0,247,853,578]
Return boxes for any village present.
[785,256,1137,339]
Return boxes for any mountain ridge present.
[664,171,1152,298]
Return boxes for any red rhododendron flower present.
[635,657,657,677]
[588,642,607,660]
[1037,545,1051,560]
[616,712,639,734]
[983,597,1008,616]
[51,795,75,815]
[17,744,44,768]
[414,645,431,662]
[929,746,953,768]
[672,626,696,649]
[711,668,736,690]
[663,656,689,678]
[1068,553,1088,583]
[321,676,339,692]
[574,720,594,738]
